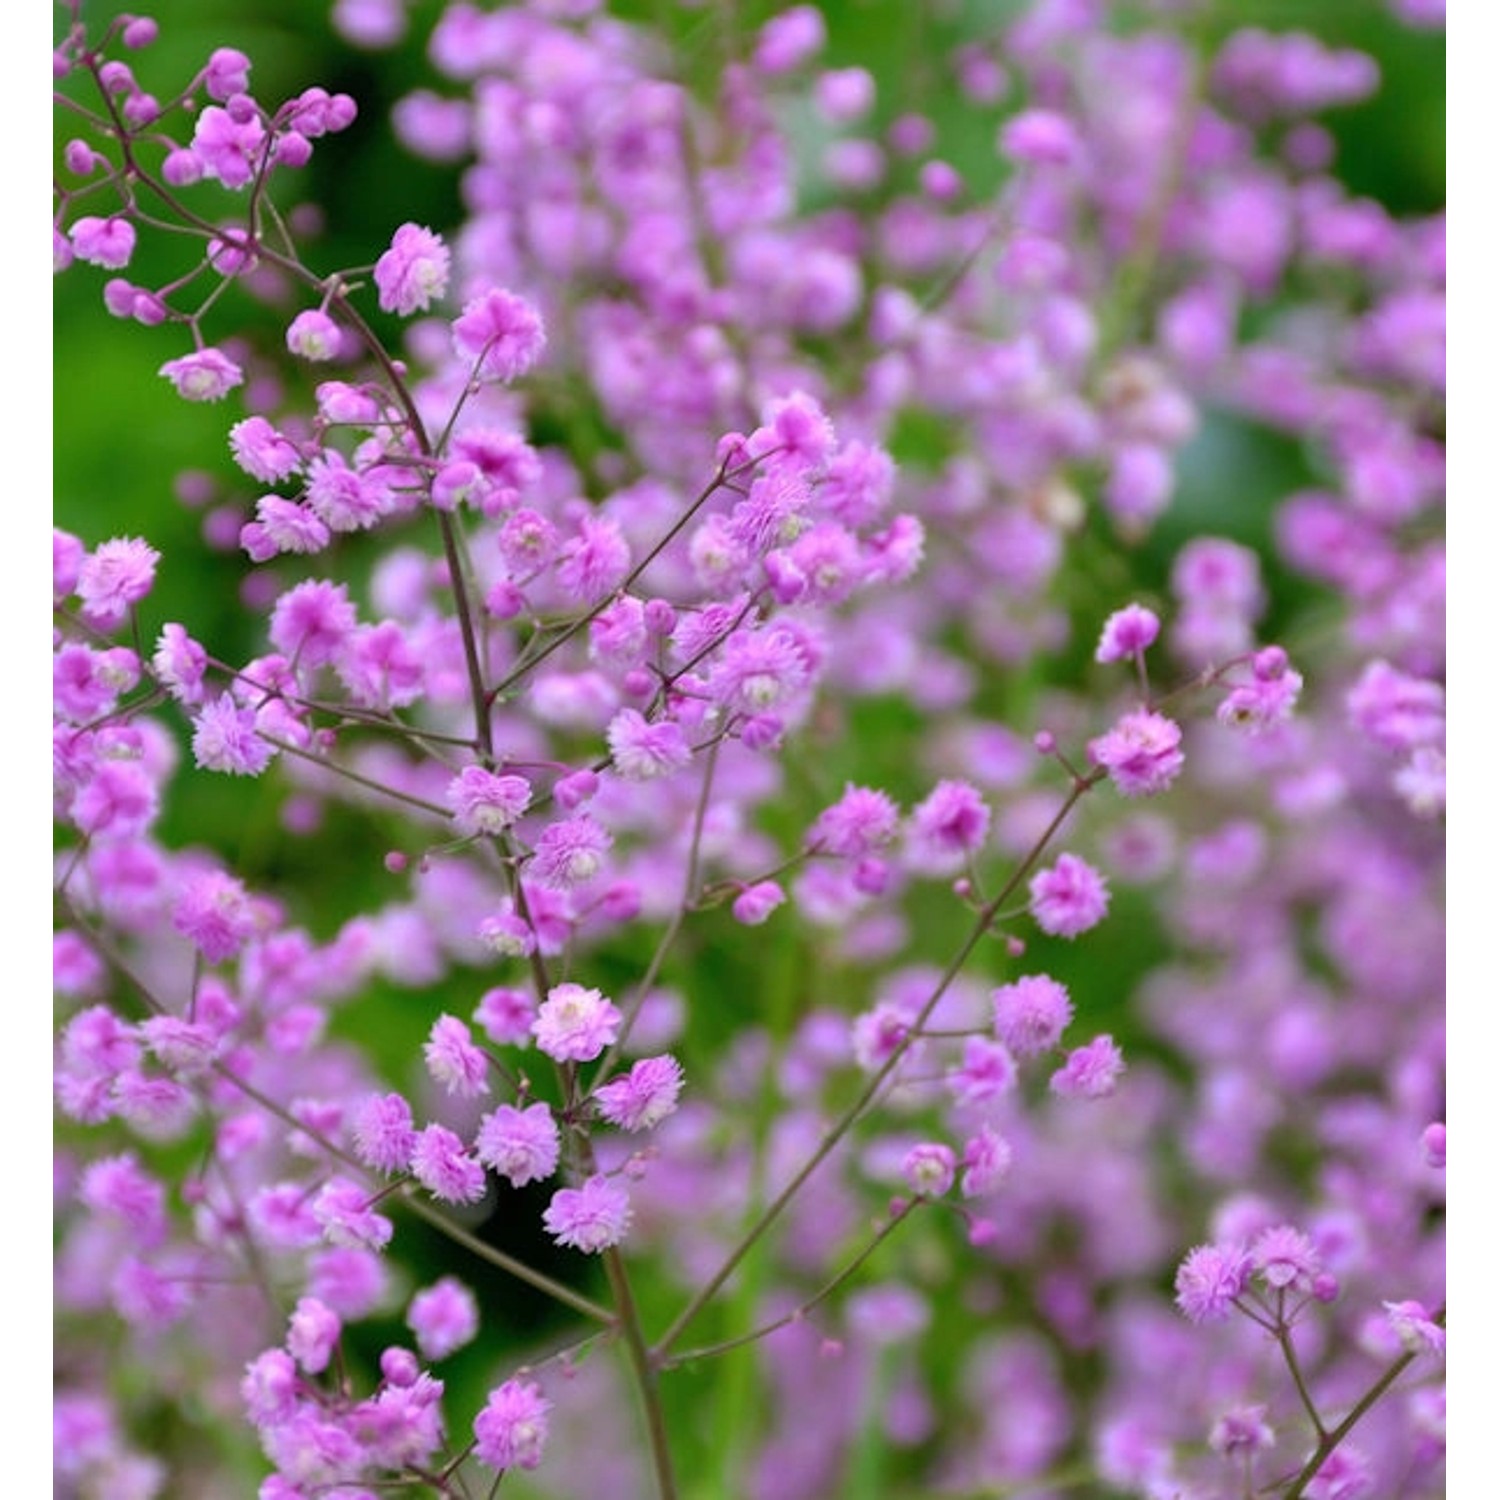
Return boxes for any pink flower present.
[287,1296,341,1373]
[410,1125,486,1203]
[593,1055,684,1132]
[191,105,265,188]
[1088,711,1185,797]
[1000,108,1080,165]
[423,1015,490,1098]
[732,881,786,925]
[71,760,157,837]
[407,1277,478,1361]
[172,869,259,962]
[1251,1224,1321,1292]
[160,347,244,402]
[69,216,136,269]
[375,223,451,315]
[152,623,208,705]
[1346,659,1444,752]
[1049,1034,1125,1098]
[1382,1300,1445,1357]
[1029,854,1110,938]
[269,579,357,667]
[902,1143,956,1197]
[947,1035,1018,1106]
[812,784,900,858]
[607,710,692,781]
[531,816,612,889]
[78,1153,165,1242]
[475,1103,560,1187]
[285,309,342,361]
[1210,1406,1275,1457]
[556,517,631,604]
[1174,1242,1251,1323]
[451,286,545,381]
[473,1378,550,1471]
[350,1093,417,1174]
[754,4,826,73]
[241,1349,298,1426]
[77,538,159,628]
[445,767,533,837]
[542,1175,632,1253]
[532,984,620,1063]
[1095,604,1161,663]
[909,780,991,868]
[229,417,302,482]
[992,975,1073,1057]
[304,451,391,533]
[1219,648,1304,731]
[960,1126,1013,1197]
[474,987,534,1046]
[202,47,251,101]
[191,695,275,776]
[312,1179,393,1251]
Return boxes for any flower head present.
[452,287,545,381]
[474,1378,550,1471]
[1252,1224,1321,1292]
[351,1093,417,1174]
[445,767,533,837]
[607,710,692,781]
[532,984,621,1063]
[191,695,275,776]
[407,1277,478,1361]
[1049,1035,1125,1098]
[992,975,1073,1057]
[812,784,901,858]
[410,1125,486,1204]
[160,347,244,402]
[531,816,612,889]
[542,1174,632,1253]
[593,1055,684,1132]
[424,1015,490,1098]
[1029,854,1110,938]
[902,1143,956,1197]
[375,223,451,315]
[475,1103,560,1187]
[285,309,342,361]
[1382,1300,1445,1357]
[1095,604,1161,663]
[909,780,991,867]
[77,538,159,629]
[1174,1242,1251,1323]
[1088,711,1185,797]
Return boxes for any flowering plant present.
[53,1,1444,1496]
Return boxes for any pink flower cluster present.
[52,1,1444,1497]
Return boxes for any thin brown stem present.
[594,736,722,1084]
[663,1199,920,1369]
[653,770,1104,1356]
[1280,1306,1444,1500]
[486,455,735,704]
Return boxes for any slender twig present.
[1279,1306,1444,1500]
[485,456,735,704]
[400,1195,613,1326]
[653,769,1104,1356]
[593,736,723,1084]
[1274,1303,1328,1441]
[662,1199,920,1369]
[260,733,450,818]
